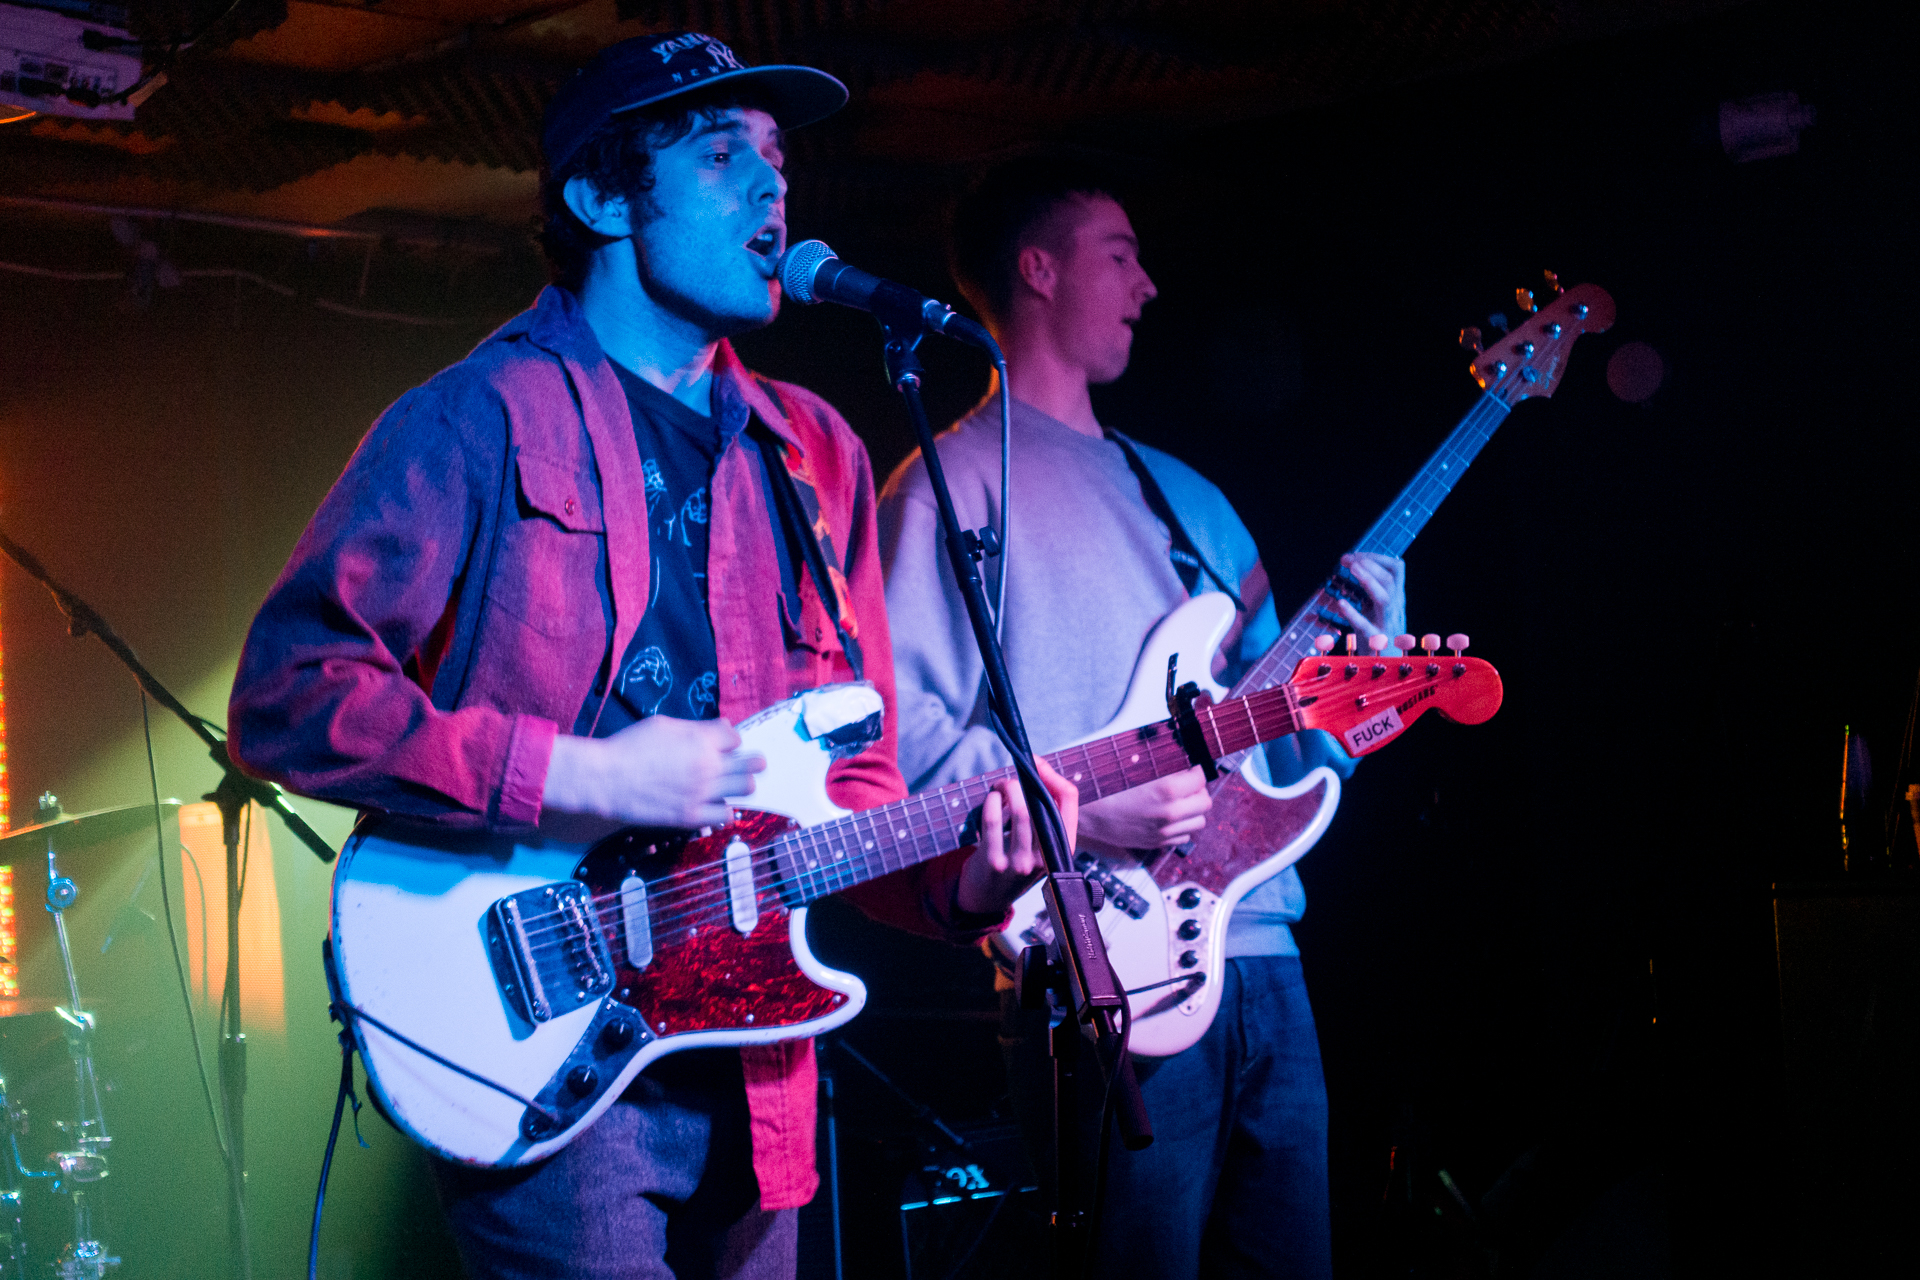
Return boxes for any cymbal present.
[0,801,183,854]
[0,998,67,1018]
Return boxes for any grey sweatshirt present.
[878,398,1312,957]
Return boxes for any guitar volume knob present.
[1177,950,1198,969]
[1177,919,1201,940]
[1176,888,1202,910]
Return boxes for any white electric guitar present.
[994,279,1612,1057]
[329,651,1499,1167]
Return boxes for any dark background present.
[1,1,1915,1276]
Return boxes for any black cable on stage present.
[141,689,231,1165]
[308,1016,367,1280]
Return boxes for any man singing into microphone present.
[879,158,1407,1279]
[228,35,1073,1279]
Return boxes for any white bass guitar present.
[995,280,1610,1055]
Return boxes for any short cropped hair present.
[947,155,1129,327]
[540,85,776,289]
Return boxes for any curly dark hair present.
[540,85,777,289]
[947,154,1129,329]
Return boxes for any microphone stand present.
[0,525,338,1280]
[870,321,1151,1280]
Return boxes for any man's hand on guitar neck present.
[1335,552,1408,647]
[1079,765,1213,851]
[956,757,1080,916]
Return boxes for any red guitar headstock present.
[1460,277,1614,406]
[1289,633,1503,758]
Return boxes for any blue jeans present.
[1003,956,1331,1280]
[431,1049,797,1280]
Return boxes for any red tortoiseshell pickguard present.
[1146,774,1331,895]
[572,810,852,1040]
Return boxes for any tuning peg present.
[1420,633,1440,655]
[1395,634,1416,651]
[1345,633,1360,655]
[1458,325,1484,356]
[1313,634,1337,654]
[1368,633,1390,654]
[1515,288,1538,314]
[1543,269,1564,297]
[1488,312,1510,335]
[1446,633,1469,655]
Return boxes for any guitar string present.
[504,718,1266,957]
[504,734,1206,955]
[500,667,1463,958]
[506,654,1499,954]
[507,677,1309,944]
[501,715,1236,946]
[502,707,1229,942]
[498,689,1332,952]
[1231,393,1508,701]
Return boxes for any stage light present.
[0,867,14,999]
[0,579,9,834]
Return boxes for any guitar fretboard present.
[772,683,1305,904]
[1217,391,1512,769]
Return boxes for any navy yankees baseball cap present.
[543,32,848,173]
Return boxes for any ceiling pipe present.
[0,194,526,253]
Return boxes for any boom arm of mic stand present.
[0,523,338,864]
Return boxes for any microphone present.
[780,240,995,349]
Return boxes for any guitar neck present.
[1229,391,1512,701]
[774,686,1303,904]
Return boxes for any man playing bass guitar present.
[879,157,1405,1280]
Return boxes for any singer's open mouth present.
[746,229,780,258]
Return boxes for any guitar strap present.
[748,385,866,682]
[1105,429,1246,613]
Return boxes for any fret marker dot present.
[1131,753,1140,763]
[864,841,873,850]
[897,829,907,839]
[951,798,960,807]
[1073,773,1082,782]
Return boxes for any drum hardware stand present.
[0,527,340,1280]
[32,803,118,1280]
[0,1075,31,1280]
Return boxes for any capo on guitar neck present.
[1164,655,1220,783]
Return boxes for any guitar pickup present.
[1077,853,1151,920]
[1021,858,1150,948]
[485,882,616,1026]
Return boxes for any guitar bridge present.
[485,882,616,1026]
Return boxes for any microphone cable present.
[993,347,1011,638]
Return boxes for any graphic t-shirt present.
[590,363,726,734]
